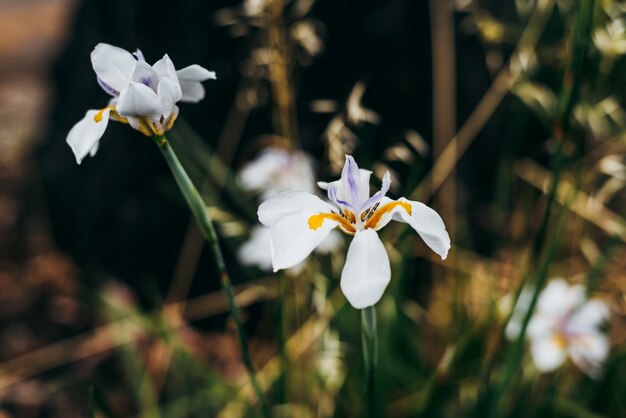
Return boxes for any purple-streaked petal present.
[130,60,159,92]
[328,182,355,211]
[97,77,119,97]
[341,155,362,209]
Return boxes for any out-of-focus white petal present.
[569,333,610,379]
[177,64,216,81]
[388,197,451,259]
[567,300,611,333]
[239,149,289,192]
[340,229,391,309]
[536,279,585,318]
[269,207,338,271]
[179,81,206,103]
[258,191,335,227]
[504,286,534,341]
[117,82,162,118]
[238,226,273,271]
[527,311,557,340]
[91,43,137,94]
[530,336,567,372]
[66,108,111,164]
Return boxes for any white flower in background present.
[525,279,611,378]
[237,147,341,270]
[66,43,216,164]
[238,147,317,199]
[258,155,450,309]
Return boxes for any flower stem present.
[153,134,270,416]
[361,305,378,418]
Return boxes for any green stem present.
[361,306,378,418]
[153,134,270,417]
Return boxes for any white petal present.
[530,336,567,372]
[91,43,137,94]
[269,207,338,271]
[389,197,451,260]
[258,191,335,227]
[237,225,273,271]
[116,82,162,118]
[157,77,179,117]
[239,149,287,192]
[66,108,111,164]
[153,54,177,80]
[569,333,610,378]
[179,81,206,103]
[153,55,182,101]
[567,299,610,333]
[527,312,557,340]
[536,279,584,318]
[130,60,159,91]
[340,229,391,309]
[177,64,216,81]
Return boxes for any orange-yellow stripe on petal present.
[364,201,412,229]
[93,106,116,123]
[308,213,355,235]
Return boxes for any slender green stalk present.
[153,134,270,416]
[361,306,378,418]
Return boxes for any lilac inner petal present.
[328,183,355,211]
[97,77,119,97]
[344,157,362,209]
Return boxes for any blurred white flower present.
[238,147,317,199]
[258,155,450,308]
[66,43,215,164]
[520,279,611,378]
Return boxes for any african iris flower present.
[66,43,215,164]
[526,279,611,378]
[258,155,451,308]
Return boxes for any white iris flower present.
[66,43,216,164]
[258,155,451,309]
[525,279,611,378]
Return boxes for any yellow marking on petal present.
[93,106,116,123]
[552,333,568,349]
[364,201,412,229]
[308,213,355,235]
